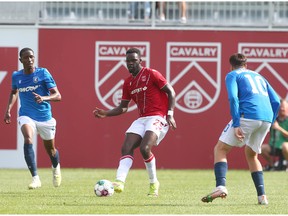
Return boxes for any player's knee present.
[140,145,150,158]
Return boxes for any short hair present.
[229,53,247,68]
[126,48,141,58]
[19,47,34,58]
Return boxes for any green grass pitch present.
[1,168,287,214]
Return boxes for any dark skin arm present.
[161,83,177,130]
[33,87,61,103]
[4,89,18,124]
[93,100,130,118]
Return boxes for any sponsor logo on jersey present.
[18,85,41,92]
[131,86,147,95]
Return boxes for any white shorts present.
[126,115,169,145]
[219,118,271,154]
[18,116,57,140]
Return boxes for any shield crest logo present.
[239,43,288,100]
[95,41,150,110]
[167,42,222,113]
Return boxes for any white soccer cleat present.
[201,185,228,203]
[52,163,62,187]
[28,175,41,189]
[258,195,268,205]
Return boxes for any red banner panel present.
[0,47,18,149]
[36,29,288,169]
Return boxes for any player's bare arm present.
[4,89,18,124]
[161,83,177,130]
[93,100,129,118]
[33,87,61,103]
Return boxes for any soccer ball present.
[94,179,114,197]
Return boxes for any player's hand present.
[4,112,11,124]
[32,92,43,103]
[167,116,177,130]
[234,127,244,142]
[93,107,107,118]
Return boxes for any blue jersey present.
[225,68,280,127]
[12,67,57,121]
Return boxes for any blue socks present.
[50,150,60,168]
[24,144,37,176]
[251,171,265,196]
[214,162,228,187]
[214,162,265,196]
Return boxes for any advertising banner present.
[1,28,287,169]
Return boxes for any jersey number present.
[244,74,268,96]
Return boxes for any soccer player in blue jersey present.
[201,53,280,205]
[4,47,62,189]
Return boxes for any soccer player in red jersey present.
[93,47,176,197]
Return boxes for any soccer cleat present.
[201,186,228,203]
[112,180,125,193]
[148,180,160,197]
[28,175,41,189]
[52,163,62,187]
[258,195,268,205]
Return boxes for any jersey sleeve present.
[11,71,18,90]
[151,69,167,89]
[43,68,57,90]
[266,81,280,123]
[121,79,131,101]
[225,72,240,127]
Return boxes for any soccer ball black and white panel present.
[94,179,114,197]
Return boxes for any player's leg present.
[38,118,61,187]
[202,120,239,203]
[140,131,160,197]
[140,131,159,196]
[19,116,41,189]
[43,139,61,187]
[140,116,169,197]
[245,121,270,205]
[245,145,268,204]
[201,140,231,202]
[43,139,59,168]
[21,124,37,175]
[214,140,233,187]
[113,133,142,193]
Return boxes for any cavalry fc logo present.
[167,42,222,113]
[95,41,150,110]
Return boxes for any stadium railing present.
[0,1,287,29]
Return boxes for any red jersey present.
[122,67,168,118]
